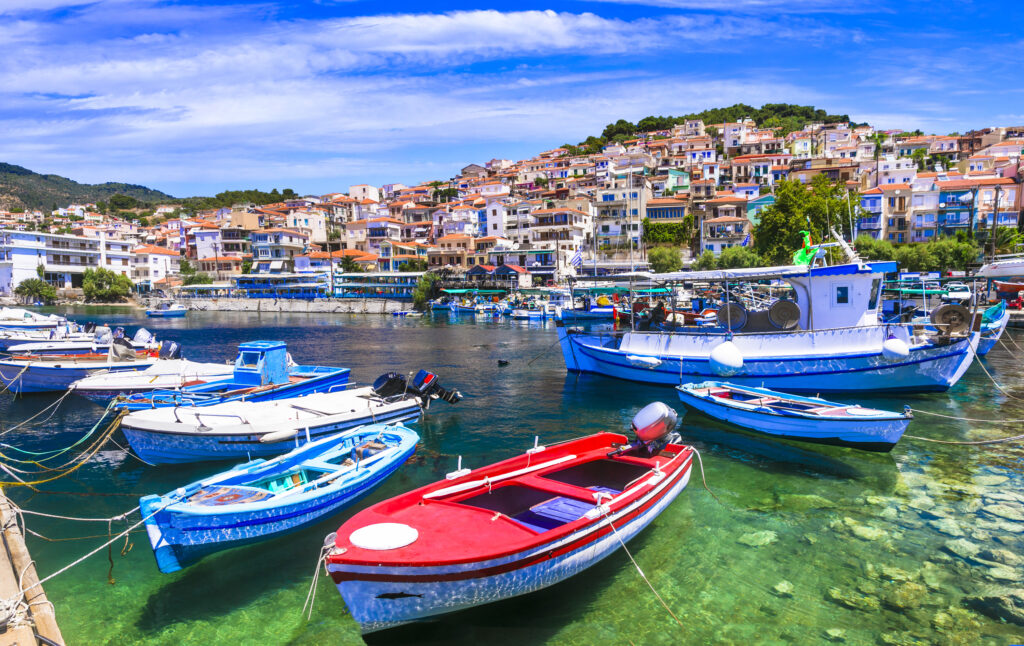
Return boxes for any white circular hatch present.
[349,523,419,550]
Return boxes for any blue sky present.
[1,1,1022,197]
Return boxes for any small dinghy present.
[677,381,912,451]
[121,370,460,463]
[146,301,187,318]
[110,341,349,410]
[0,308,66,330]
[140,422,419,573]
[70,357,232,403]
[324,402,693,633]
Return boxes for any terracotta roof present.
[133,244,180,257]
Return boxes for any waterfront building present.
[330,271,423,299]
[0,228,133,294]
[251,228,309,273]
[132,244,182,292]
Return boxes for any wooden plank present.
[0,489,64,645]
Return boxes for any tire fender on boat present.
[709,341,743,376]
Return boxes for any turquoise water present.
[2,308,1023,645]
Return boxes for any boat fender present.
[881,337,910,360]
[709,341,743,376]
[260,428,299,443]
[349,523,418,551]
[626,354,663,369]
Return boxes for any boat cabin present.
[233,341,290,386]
[654,261,897,331]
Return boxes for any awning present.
[269,260,285,270]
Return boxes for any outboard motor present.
[408,369,462,405]
[372,372,409,400]
[158,340,181,360]
[108,337,136,362]
[629,401,681,456]
[113,326,125,339]
[133,328,154,344]
[83,322,96,334]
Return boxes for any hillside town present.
[2,118,1023,298]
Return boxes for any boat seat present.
[511,496,597,533]
[188,485,273,506]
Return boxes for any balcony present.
[858,217,882,230]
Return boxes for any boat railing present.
[177,410,248,426]
[582,320,973,344]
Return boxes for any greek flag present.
[570,250,583,267]
[742,233,751,246]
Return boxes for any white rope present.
[302,534,336,620]
[19,501,170,594]
[598,502,684,630]
[691,448,722,505]
[0,389,76,438]
[909,408,1024,424]
[16,506,139,524]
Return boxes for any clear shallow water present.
[2,307,1023,645]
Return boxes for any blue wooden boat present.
[977,301,1009,356]
[112,341,349,410]
[139,422,419,573]
[676,381,912,451]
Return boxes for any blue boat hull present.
[113,368,351,410]
[139,425,418,573]
[677,384,909,451]
[123,405,421,463]
[146,310,187,318]
[977,307,1009,356]
[557,326,977,393]
[0,361,154,393]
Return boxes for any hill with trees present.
[0,162,175,211]
[563,103,858,154]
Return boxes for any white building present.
[132,244,182,290]
[349,184,381,203]
[0,229,133,295]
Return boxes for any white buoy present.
[882,337,910,360]
[709,341,744,376]
[259,428,298,443]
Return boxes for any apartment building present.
[0,229,133,294]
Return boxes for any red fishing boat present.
[324,402,693,633]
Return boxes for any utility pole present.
[990,184,1002,262]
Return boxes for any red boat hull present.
[325,432,693,632]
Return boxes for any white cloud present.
[584,0,877,13]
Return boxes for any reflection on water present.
[2,306,1022,645]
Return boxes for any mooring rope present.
[691,447,722,505]
[904,433,1024,446]
[0,364,30,397]
[302,534,336,620]
[0,389,75,439]
[909,408,1024,423]
[596,496,684,631]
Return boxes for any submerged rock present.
[773,580,794,598]
[879,565,913,582]
[850,524,887,541]
[928,518,964,537]
[826,586,880,612]
[974,475,1009,486]
[964,589,1024,626]
[982,503,1024,522]
[979,548,1021,566]
[981,565,1021,583]
[941,538,980,561]
[737,530,778,547]
[823,628,845,642]
[778,493,836,511]
[884,581,927,610]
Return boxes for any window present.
[835,285,850,305]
